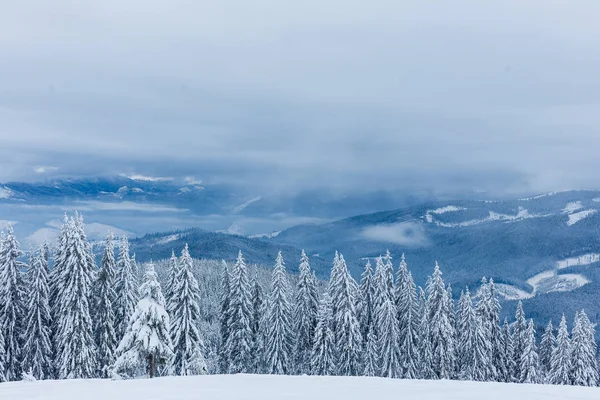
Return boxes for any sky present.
[2,0,600,197]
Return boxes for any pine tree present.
[54,213,98,379]
[333,254,363,376]
[378,298,401,378]
[358,260,375,343]
[112,263,173,378]
[294,250,319,374]
[0,322,5,382]
[218,260,231,373]
[476,278,502,381]
[549,315,571,385]
[426,262,456,379]
[500,318,516,383]
[93,233,118,378]
[398,270,420,379]
[418,287,434,379]
[520,319,540,384]
[0,225,26,381]
[311,293,336,376]
[512,301,528,380]
[115,237,138,340]
[570,310,599,386]
[539,320,556,380]
[165,250,179,317]
[250,273,265,374]
[457,288,493,381]
[21,245,53,380]
[264,251,293,375]
[226,251,253,374]
[362,329,379,377]
[382,250,395,297]
[170,244,207,376]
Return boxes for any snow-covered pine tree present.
[475,278,502,381]
[264,251,293,375]
[22,245,53,380]
[112,263,173,378]
[512,300,528,380]
[501,318,516,383]
[520,319,540,384]
[311,292,336,376]
[0,225,26,381]
[54,213,98,379]
[457,288,493,381]
[293,250,319,374]
[93,233,118,378]
[165,250,179,317]
[377,298,401,378]
[358,260,375,343]
[570,310,599,386]
[362,329,379,377]
[398,269,421,379]
[170,244,207,376]
[115,237,138,340]
[226,251,253,374]
[539,320,556,381]
[0,322,5,382]
[549,314,571,385]
[382,250,395,297]
[426,262,456,379]
[218,260,231,373]
[418,287,434,379]
[334,254,363,376]
[250,273,265,374]
[328,251,342,337]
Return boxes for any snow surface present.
[1,374,599,400]
[0,186,14,199]
[249,231,282,239]
[564,201,584,213]
[493,283,532,301]
[518,192,558,201]
[557,253,600,269]
[567,209,597,226]
[429,205,466,214]
[427,207,541,228]
[526,270,589,295]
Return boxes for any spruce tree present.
[539,320,556,380]
[170,244,207,376]
[458,288,493,381]
[0,225,26,381]
[549,315,571,385]
[476,278,502,381]
[363,329,379,377]
[382,250,395,297]
[426,262,456,379]
[264,251,293,375]
[358,260,375,343]
[398,270,420,379]
[334,254,363,376]
[218,260,231,373]
[0,323,5,382]
[112,263,173,378]
[311,293,335,376]
[250,273,265,373]
[520,319,540,384]
[93,233,118,378]
[115,237,138,340]
[54,213,97,379]
[418,287,434,379]
[226,251,253,373]
[378,298,401,378]
[22,245,53,380]
[570,310,599,386]
[294,250,319,374]
[512,301,528,380]
[501,318,516,383]
[165,250,179,317]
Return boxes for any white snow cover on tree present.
[570,311,599,387]
[395,256,420,379]
[358,260,375,343]
[311,292,336,376]
[377,298,401,378]
[458,288,493,381]
[115,237,138,340]
[293,250,318,375]
[520,319,540,384]
[218,260,231,373]
[112,263,173,378]
[169,244,207,376]
[250,273,265,373]
[264,251,294,375]
[550,315,572,385]
[22,244,53,380]
[538,320,556,380]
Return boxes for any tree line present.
[0,212,598,386]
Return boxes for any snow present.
[567,209,597,226]
[527,270,558,293]
[526,270,589,294]
[557,253,600,269]
[0,186,14,199]
[493,283,533,300]
[429,205,466,214]
[249,231,282,239]
[1,375,599,400]
[123,174,173,182]
[154,234,180,245]
[427,207,541,228]
[518,192,558,201]
[564,201,584,213]
[233,197,262,213]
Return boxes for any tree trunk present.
[149,353,155,378]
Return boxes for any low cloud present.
[361,222,429,247]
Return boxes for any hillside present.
[1,375,598,400]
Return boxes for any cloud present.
[361,222,429,247]
[1,1,600,196]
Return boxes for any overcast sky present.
[2,0,600,196]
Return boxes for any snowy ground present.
[1,374,599,400]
